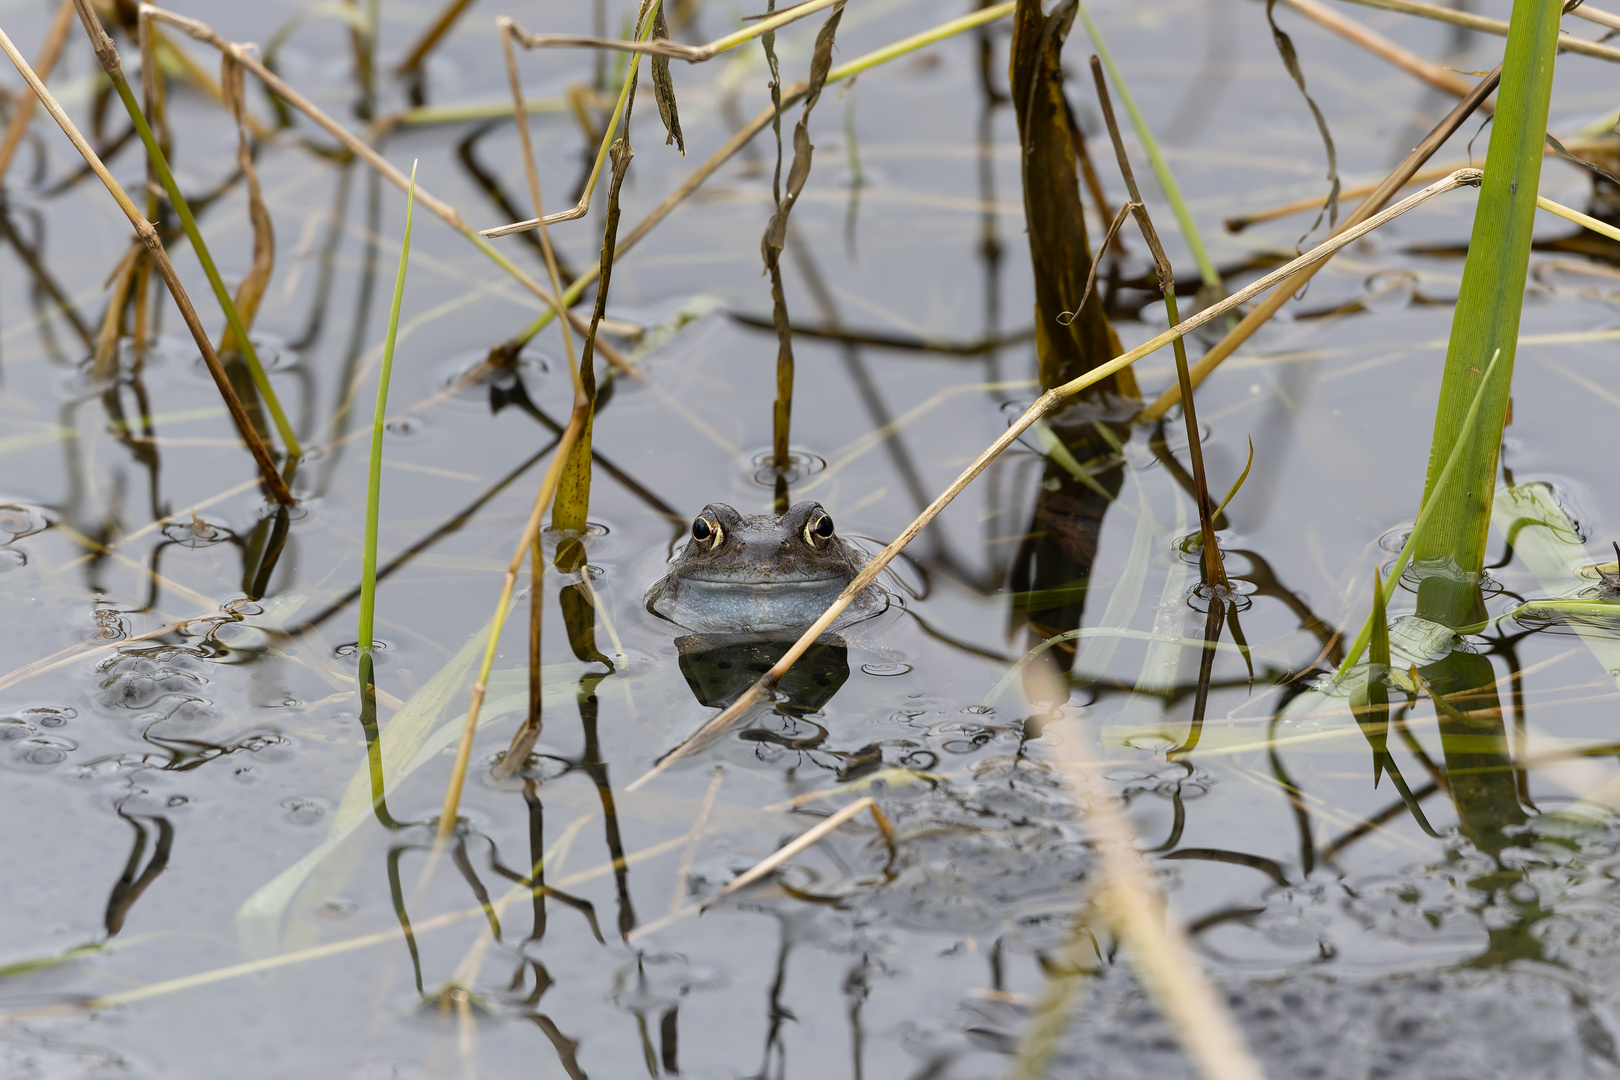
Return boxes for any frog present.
[645,501,887,635]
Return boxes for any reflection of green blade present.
[235,602,582,951]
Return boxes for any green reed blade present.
[1075,2,1221,294]
[358,162,417,655]
[1411,0,1562,629]
[1336,348,1502,677]
[103,70,302,459]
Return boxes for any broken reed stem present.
[1337,0,1620,63]
[625,168,1481,792]
[489,0,1018,359]
[488,4,661,235]
[137,4,624,370]
[512,0,839,63]
[1089,55,1225,588]
[1140,64,1501,422]
[0,22,294,505]
[0,0,74,183]
[74,0,301,459]
[700,797,895,910]
[358,163,418,655]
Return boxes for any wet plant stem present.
[1076,2,1221,294]
[358,164,418,655]
[73,1,301,459]
[1089,56,1225,588]
[626,166,1482,791]
[0,22,294,504]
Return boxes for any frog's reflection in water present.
[673,633,850,751]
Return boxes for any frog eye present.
[691,513,723,549]
[803,510,835,548]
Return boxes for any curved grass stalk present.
[358,164,417,654]
[1075,2,1221,293]
[74,1,301,459]
[627,168,1482,792]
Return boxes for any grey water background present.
[4,0,1620,1076]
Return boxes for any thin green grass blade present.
[1411,0,1562,629]
[104,73,301,459]
[359,162,417,655]
[1075,2,1221,294]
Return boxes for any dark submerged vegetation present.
[5,0,1620,1077]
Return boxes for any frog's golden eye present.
[692,513,723,549]
[803,510,835,547]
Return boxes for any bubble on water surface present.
[861,661,912,677]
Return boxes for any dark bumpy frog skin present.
[645,501,886,635]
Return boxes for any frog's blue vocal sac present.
[645,501,886,635]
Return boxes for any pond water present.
[4,0,1620,1076]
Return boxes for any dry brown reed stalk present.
[217,50,274,357]
[0,24,294,504]
[485,16,587,785]
[512,0,840,62]
[1276,0,1491,107]
[485,8,663,233]
[625,166,1482,792]
[92,242,141,378]
[630,794,896,941]
[0,0,74,182]
[1571,4,1620,32]
[482,2,1017,243]
[700,796,896,910]
[1090,55,1225,588]
[435,13,648,840]
[1337,0,1620,62]
[136,3,631,375]
[1140,64,1500,423]
[1225,135,1611,231]
[394,0,479,77]
[1037,685,1268,1080]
